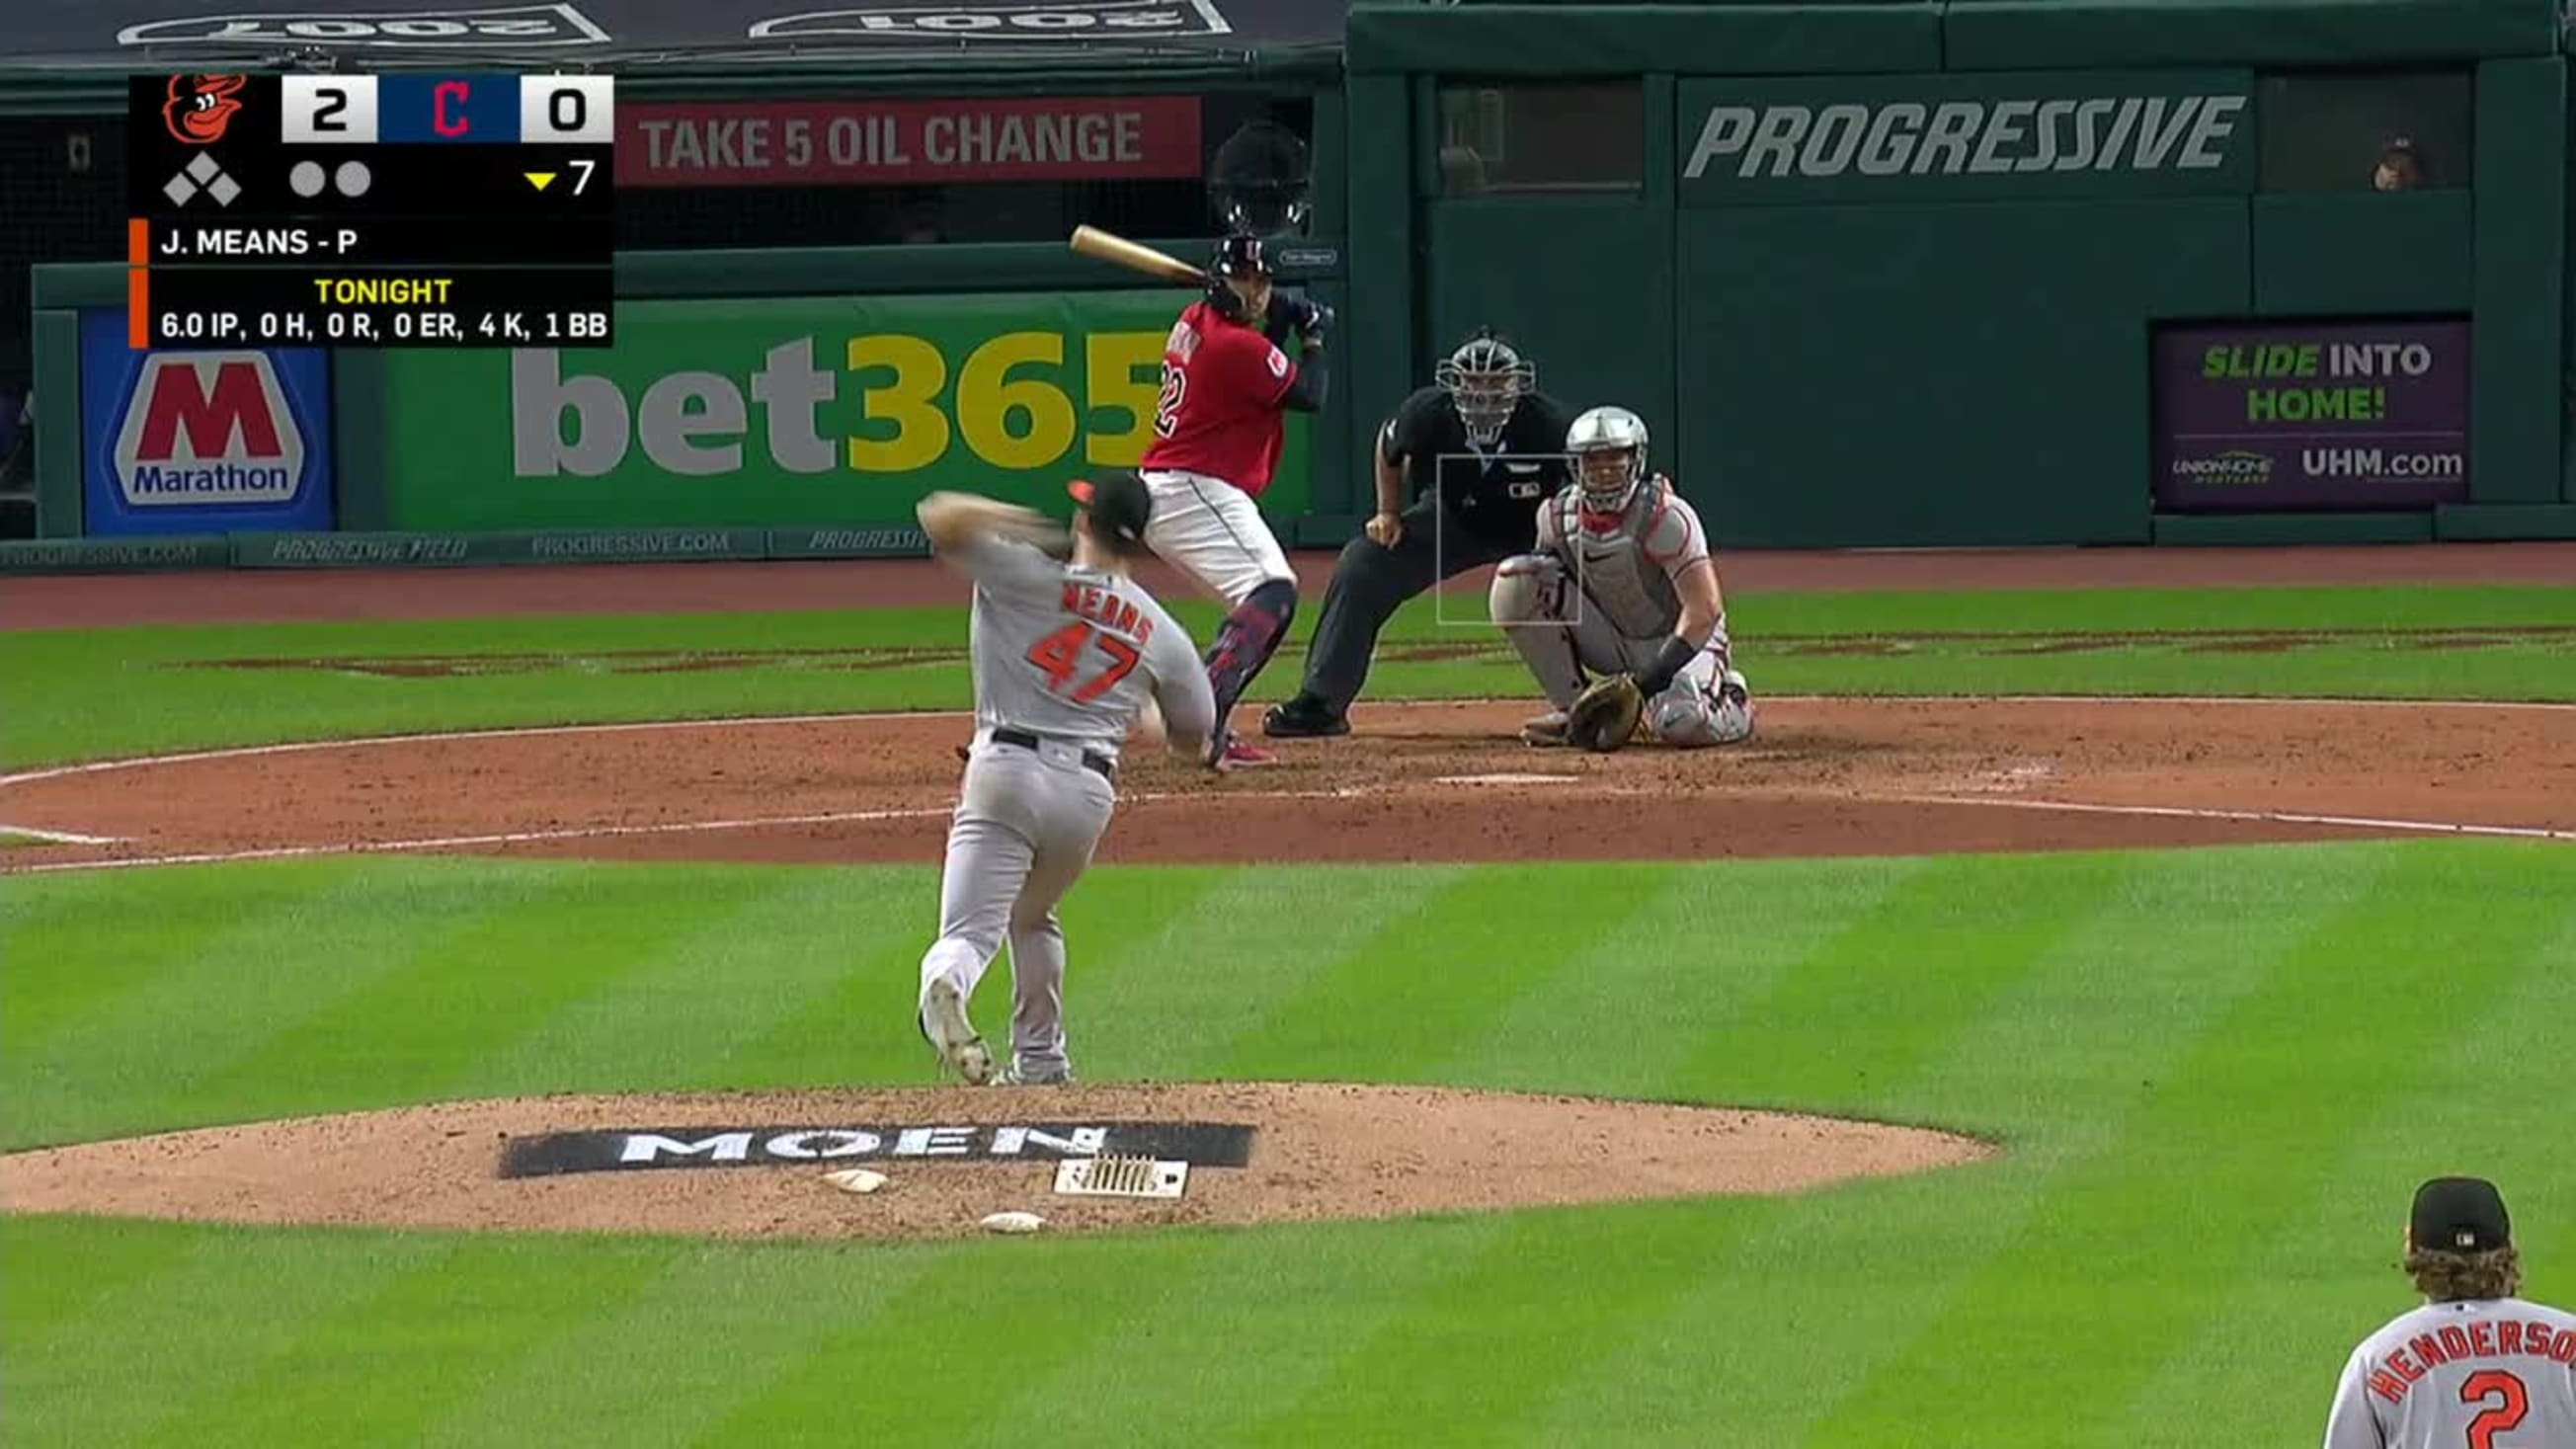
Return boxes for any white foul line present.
[0,822,121,845]
[1891,793,2576,844]
[0,785,1381,876]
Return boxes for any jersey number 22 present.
[1026,621,1140,703]
[1152,364,1186,439]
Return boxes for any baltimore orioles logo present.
[163,75,248,144]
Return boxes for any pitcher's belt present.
[990,728,1115,780]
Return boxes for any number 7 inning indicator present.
[570,158,596,194]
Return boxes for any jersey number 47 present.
[1026,621,1140,703]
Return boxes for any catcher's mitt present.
[1565,673,1646,753]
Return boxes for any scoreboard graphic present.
[127,72,616,350]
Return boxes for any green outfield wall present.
[21,0,2576,568]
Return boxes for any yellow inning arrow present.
[524,171,556,193]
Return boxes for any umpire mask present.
[1208,119,1313,238]
[1435,331,1534,448]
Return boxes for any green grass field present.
[4,579,2572,1447]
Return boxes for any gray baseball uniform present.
[917,533,1214,1079]
[1488,475,1753,747]
[2323,1297,2576,1449]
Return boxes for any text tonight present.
[310,277,454,304]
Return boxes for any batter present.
[912,476,1217,1087]
[1487,405,1754,749]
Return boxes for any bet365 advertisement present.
[77,307,338,536]
[380,289,1315,529]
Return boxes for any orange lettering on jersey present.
[2441,1328,2474,1360]
[1133,613,1153,646]
[2391,1348,2422,1380]
[2368,1370,2409,1405]
[2499,1322,2523,1354]
[2412,1334,2450,1369]
[2468,1324,2497,1357]
[2529,1324,2556,1359]
[2553,1331,2576,1364]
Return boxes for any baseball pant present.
[1489,554,1754,748]
[917,736,1115,1079]
[1139,467,1295,607]
[1300,497,1520,713]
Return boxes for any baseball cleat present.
[992,1058,1075,1087]
[919,979,995,1086]
[1262,694,1349,739]
[1520,711,1571,748]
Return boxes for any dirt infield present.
[3,696,2571,874]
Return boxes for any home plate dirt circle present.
[0,1084,1996,1242]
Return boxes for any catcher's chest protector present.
[1551,485,1683,640]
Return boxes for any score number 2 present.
[1026,622,1139,703]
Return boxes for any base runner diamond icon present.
[164,152,243,208]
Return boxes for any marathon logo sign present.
[115,355,304,505]
[77,308,338,536]
[1678,70,2255,202]
[498,1121,1259,1177]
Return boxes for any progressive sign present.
[1679,70,2255,202]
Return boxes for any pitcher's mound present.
[1,1083,1996,1242]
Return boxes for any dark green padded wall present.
[2472,56,2568,503]
[1421,200,1675,441]
[1680,198,2251,546]
[1943,0,2561,70]
[2250,193,2473,315]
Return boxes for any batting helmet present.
[1206,234,1273,323]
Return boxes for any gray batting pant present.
[915,740,1116,1078]
[1300,498,1520,712]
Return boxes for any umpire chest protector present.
[1389,387,1574,543]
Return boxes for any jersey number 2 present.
[1152,363,1185,440]
[2461,1371,2528,1449]
[1026,621,1140,703]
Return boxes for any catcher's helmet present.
[1206,233,1273,323]
[1435,329,1534,447]
[1566,405,1649,515]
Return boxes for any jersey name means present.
[1063,582,1154,647]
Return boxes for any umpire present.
[1264,330,1574,737]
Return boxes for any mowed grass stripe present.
[2116,863,2576,1449]
[0,862,561,1148]
[1205,863,1682,1084]
[0,860,364,1053]
[1433,856,1927,1096]
[1804,843,2569,1446]
[459,866,923,1092]
[1513,844,2399,1447]
[693,1235,1235,1447]
[185,862,780,1112]
[979,1217,1516,1446]
[130,1236,679,1449]
[2,1228,449,1448]
[1083,864,1472,1081]
[1235,853,2131,1444]
[414,1242,958,1449]
[0,1217,210,1341]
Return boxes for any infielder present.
[913,475,1217,1087]
[1263,330,1574,738]
[1487,405,1754,750]
[2322,1176,2575,1449]
[1135,231,1331,768]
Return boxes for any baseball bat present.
[1070,225,1206,286]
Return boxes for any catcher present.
[1487,405,1753,752]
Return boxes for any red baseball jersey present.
[1138,301,1296,495]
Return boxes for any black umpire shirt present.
[1380,386,1578,549]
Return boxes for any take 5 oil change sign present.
[376,288,1315,529]
[77,307,337,535]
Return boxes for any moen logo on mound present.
[113,354,306,507]
[118,3,609,48]
[749,0,1231,42]
[498,1121,1259,1177]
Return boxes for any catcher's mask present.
[1206,233,1273,324]
[1435,330,1534,448]
[1566,405,1649,515]
[1208,119,1313,238]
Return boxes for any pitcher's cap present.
[1068,473,1152,548]
[2412,1176,2511,1253]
